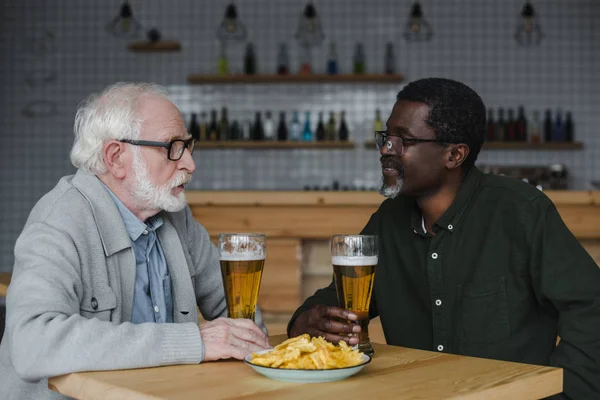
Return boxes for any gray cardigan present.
[0,170,264,399]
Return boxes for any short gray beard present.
[378,176,404,199]
[130,148,190,213]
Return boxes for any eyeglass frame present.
[374,130,453,155]
[119,137,196,161]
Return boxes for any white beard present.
[378,176,403,199]
[130,149,191,212]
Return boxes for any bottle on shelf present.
[553,109,564,142]
[189,113,200,140]
[290,111,302,141]
[373,109,384,133]
[263,111,275,140]
[277,43,289,75]
[299,45,312,75]
[277,111,288,141]
[352,43,365,74]
[199,111,208,141]
[384,42,395,74]
[229,120,241,141]
[529,110,541,143]
[316,112,325,141]
[219,107,230,141]
[208,109,219,141]
[516,106,527,142]
[338,110,349,141]
[326,41,338,75]
[303,111,313,141]
[326,111,337,141]
[565,112,574,142]
[506,109,516,141]
[543,109,553,142]
[217,41,228,76]
[242,119,252,141]
[244,42,257,75]
[252,112,264,141]
[496,108,505,141]
[486,109,496,142]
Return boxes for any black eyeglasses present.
[374,131,447,155]
[119,137,196,161]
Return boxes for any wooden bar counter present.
[48,334,563,399]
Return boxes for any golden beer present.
[220,258,265,320]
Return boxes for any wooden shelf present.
[187,73,404,84]
[194,141,354,150]
[363,141,584,150]
[128,41,181,52]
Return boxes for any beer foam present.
[220,253,265,261]
[331,256,378,266]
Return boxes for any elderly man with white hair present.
[0,83,271,399]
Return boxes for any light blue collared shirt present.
[103,185,174,324]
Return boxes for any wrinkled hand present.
[200,317,272,361]
[289,305,360,345]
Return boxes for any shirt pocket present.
[457,276,510,346]
[80,289,117,322]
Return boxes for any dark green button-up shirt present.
[289,167,600,399]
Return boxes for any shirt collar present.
[102,184,164,241]
[411,166,484,235]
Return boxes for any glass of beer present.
[331,234,378,355]
[219,233,266,320]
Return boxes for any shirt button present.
[431,252,438,259]
[143,230,148,235]
[447,224,453,230]
[435,299,442,306]
[437,345,444,351]
[154,305,160,313]
[413,229,418,234]
[91,297,98,310]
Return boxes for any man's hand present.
[289,305,360,345]
[200,317,272,361]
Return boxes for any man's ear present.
[445,144,469,170]
[103,140,127,179]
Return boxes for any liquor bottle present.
[252,112,264,141]
[553,110,564,142]
[316,112,325,141]
[529,110,541,143]
[384,42,395,74]
[277,111,288,141]
[496,108,505,141]
[352,43,365,74]
[199,111,208,141]
[219,107,230,141]
[217,41,228,75]
[244,42,257,75]
[263,111,275,140]
[326,111,337,141]
[303,111,313,141]
[299,45,312,75]
[290,111,302,141]
[189,113,200,140]
[277,43,289,75]
[486,109,496,142]
[208,109,219,141]
[543,109,553,142]
[373,109,384,132]
[229,120,241,141]
[338,110,349,141]
[506,109,516,141]
[242,119,252,141]
[326,41,338,75]
[565,112,574,142]
[516,106,527,142]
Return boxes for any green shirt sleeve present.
[524,196,600,399]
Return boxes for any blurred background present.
[0,0,598,273]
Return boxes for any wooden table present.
[49,335,562,399]
[0,272,11,297]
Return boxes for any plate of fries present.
[245,334,371,383]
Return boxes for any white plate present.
[244,350,371,383]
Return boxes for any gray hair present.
[70,82,171,174]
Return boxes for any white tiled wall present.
[1,0,599,271]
